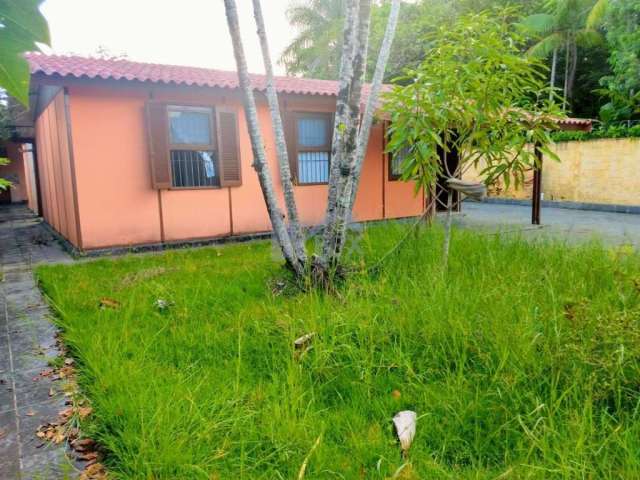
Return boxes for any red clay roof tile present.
[25,53,591,129]
[26,53,347,96]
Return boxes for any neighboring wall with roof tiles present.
[464,138,640,206]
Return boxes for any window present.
[387,123,410,181]
[146,103,241,190]
[389,146,410,181]
[168,106,219,188]
[294,113,333,184]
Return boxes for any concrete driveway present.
[453,202,640,248]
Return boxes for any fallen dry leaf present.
[56,365,75,379]
[80,462,107,480]
[78,451,98,462]
[59,407,74,420]
[78,407,93,419]
[72,437,95,451]
[99,297,120,310]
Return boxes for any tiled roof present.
[26,53,347,96]
[555,117,593,128]
[25,53,592,129]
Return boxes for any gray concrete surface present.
[0,204,77,479]
[453,201,639,248]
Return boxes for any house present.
[2,53,425,252]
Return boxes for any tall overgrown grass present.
[37,225,640,479]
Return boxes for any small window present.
[389,146,410,181]
[295,113,332,184]
[168,106,219,188]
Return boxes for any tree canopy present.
[598,0,640,122]
[383,10,562,193]
[282,0,635,122]
[0,0,50,106]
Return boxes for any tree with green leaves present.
[0,0,49,192]
[280,0,345,79]
[521,0,607,110]
[226,0,401,284]
[598,0,640,123]
[0,0,50,106]
[384,10,563,265]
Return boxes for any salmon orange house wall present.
[29,55,425,252]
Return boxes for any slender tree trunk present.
[322,0,358,239]
[563,39,570,110]
[442,187,453,268]
[549,47,557,102]
[251,0,307,264]
[315,0,362,273]
[318,0,400,275]
[223,0,304,276]
[347,0,401,212]
[566,40,578,105]
[318,0,372,272]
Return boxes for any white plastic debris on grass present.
[154,298,172,311]
[393,410,417,454]
[294,332,316,350]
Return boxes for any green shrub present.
[551,123,640,142]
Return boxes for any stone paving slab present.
[0,205,78,479]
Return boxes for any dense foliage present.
[598,0,640,122]
[551,122,640,142]
[282,0,635,122]
[383,11,561,192]
[38,225,640,478]
[520,0,606,110]
[0,0,49,106]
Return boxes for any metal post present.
[532,142,543,225]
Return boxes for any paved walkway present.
[0,205,77,479]
[454,202,640,248]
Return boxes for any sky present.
[40,0,296,75]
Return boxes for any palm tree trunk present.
[347,0,401,213]
[251,0,307,264]
[316,0,365,274]
[566,40,578,105]
[223,0,304,277]
[322,0,358,251]
[549,47,557,102]
[563,39,570,110]
[318,0,372,273]
[319,0,400,276]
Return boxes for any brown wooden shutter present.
[282,109,298,182]
[145,101,171,189]
[216,107,242,187]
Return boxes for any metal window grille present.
[298,151,330,184]
[170,150,219,188]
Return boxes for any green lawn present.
[37,225,640,479]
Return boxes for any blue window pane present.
[297,117,327,147]
[298,152,329,183]
[169,110,211,145]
